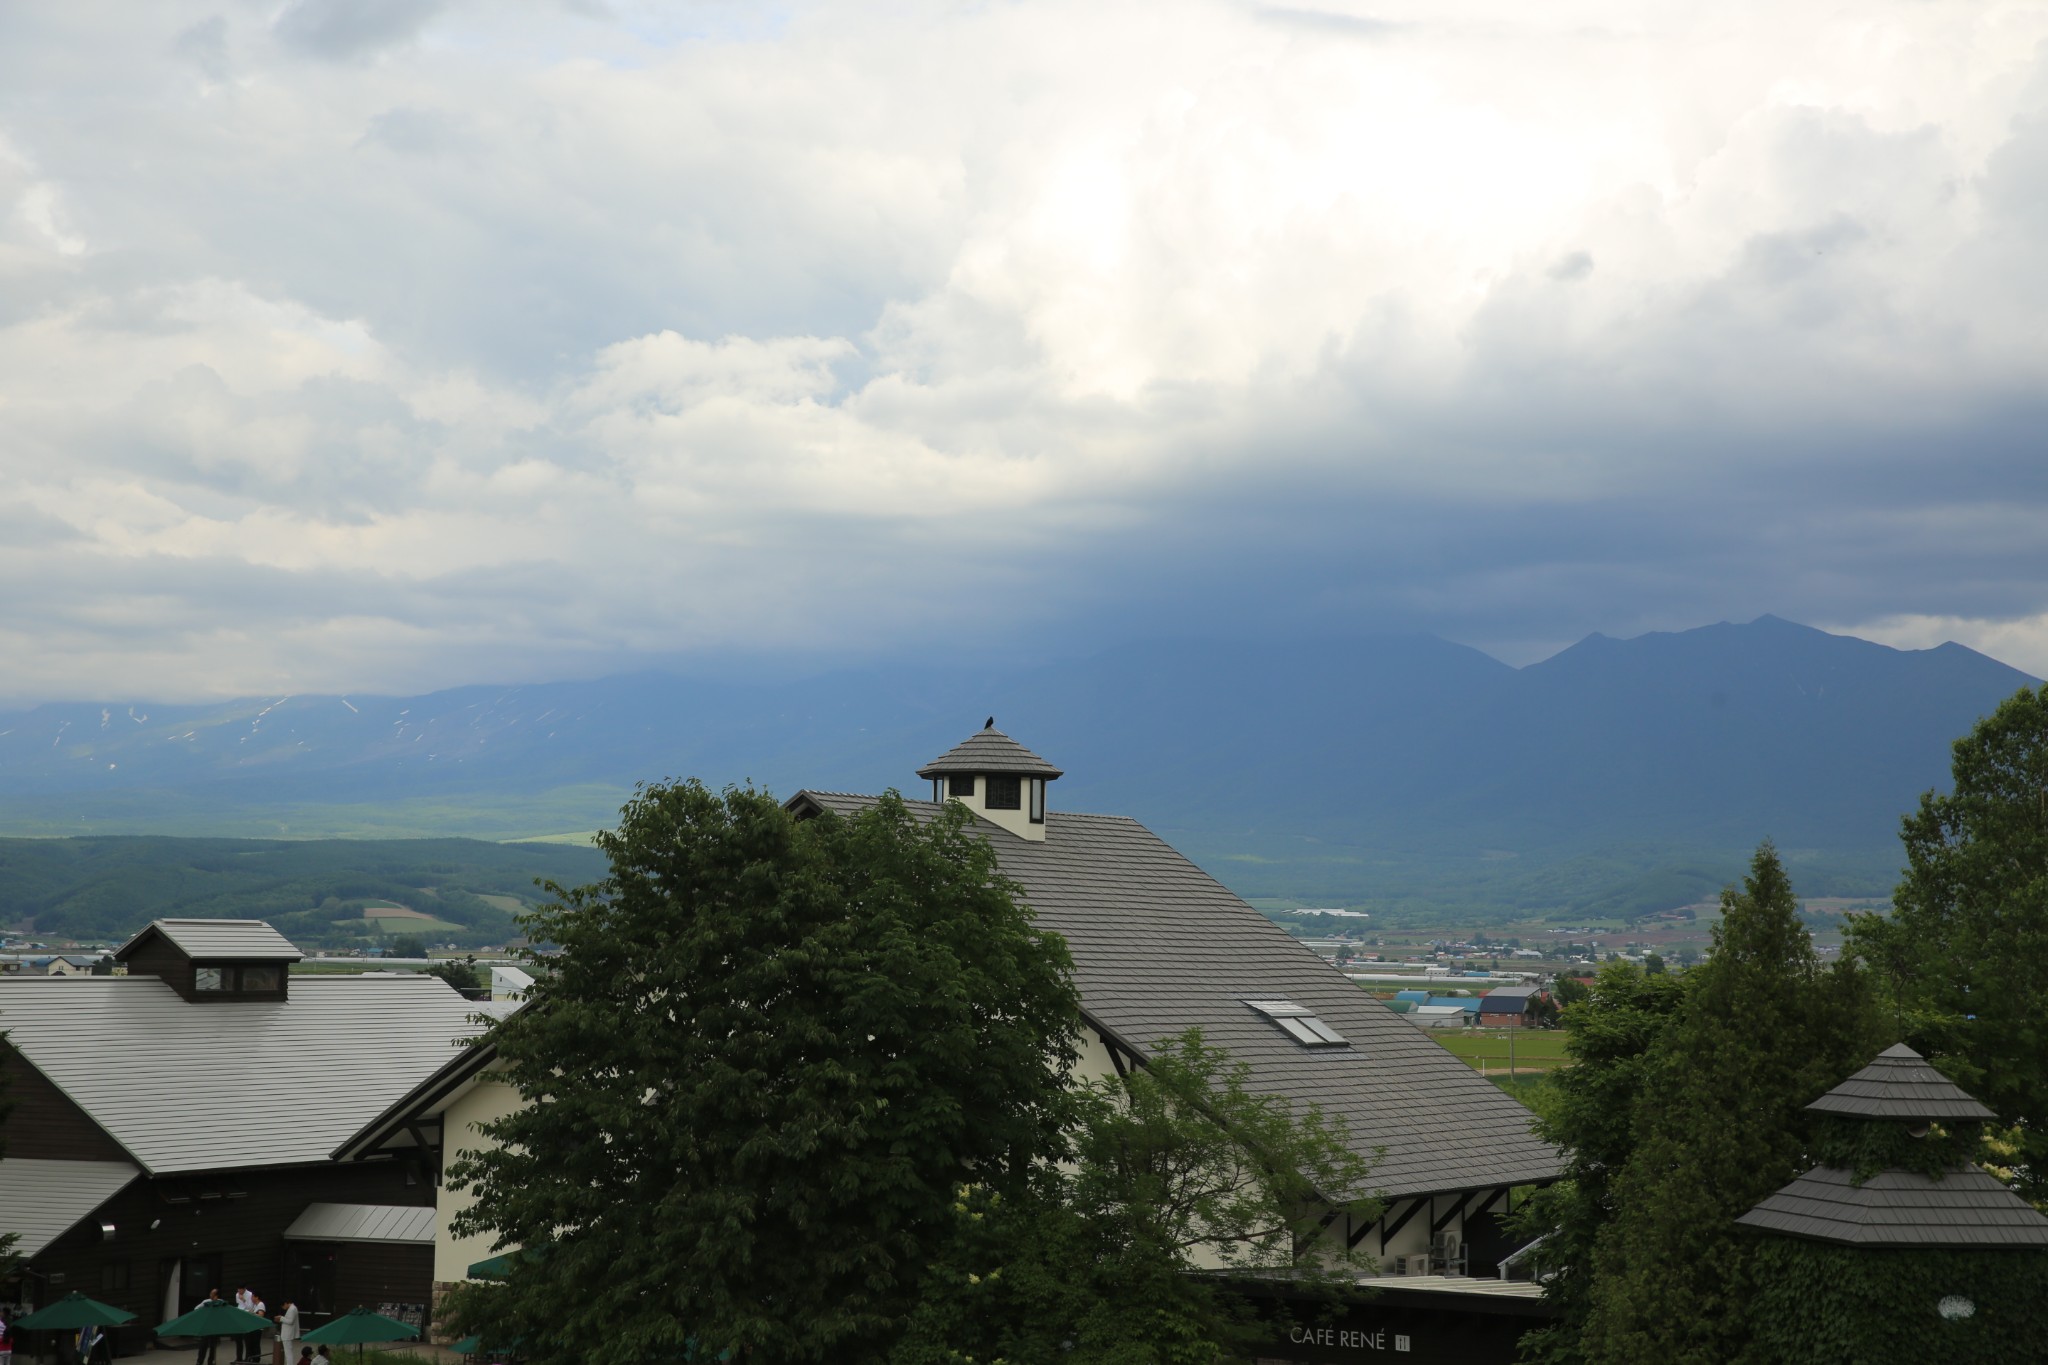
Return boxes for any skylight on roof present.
[1244,998,1348,1048]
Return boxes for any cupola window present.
[950,774,977,797]
[1244,998,1348,1048]
[986,774,1022,810]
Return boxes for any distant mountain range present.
[0,617,2034,919]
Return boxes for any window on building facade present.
[195,966,226,992]
[241,965,281,992]
[1029,778,1045,823]
[986,774,1022,809]
[950,774,976,797]
[1243,998,1348,1047]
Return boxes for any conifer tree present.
[1577,842,1880,1365]
[1512,960,1687,1364]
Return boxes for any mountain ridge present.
[0,618,2033,914]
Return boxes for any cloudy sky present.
[4,0,2047,703]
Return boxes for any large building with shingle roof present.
[796,723,1561,1271]
[0,920,484,1346]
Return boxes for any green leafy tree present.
[446,782,1082,1365]
[423,959,483,992]
[1576,843,1880,1364]
[893,1032,1380,1365]
[1512,960,1688,1364]
[1848,685,2048,1203]
[388,932,428,957]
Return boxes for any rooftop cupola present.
[917,720,1062,841]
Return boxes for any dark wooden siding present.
[120,934,196,999]
[21,1161,434,1355]
[319,1242,435,1322]
[0,1049,132,1161]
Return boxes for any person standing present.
[242,1292,266,1363]
[195,1289,226,1365]
[273,1302,299,1365]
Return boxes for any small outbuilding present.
[1478,986,1539,1028]
[1736,1044,2048,1360]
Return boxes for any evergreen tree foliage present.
[1576,842,1880,1364]
[445,782,1083,1365]
[891,1032,1380,1365]
[1848,684,2048,1203]
[1512,960,1687,1364]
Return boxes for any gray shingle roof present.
[915,727,1064,780]
[0,975,485,1175]
[1737,1163,2048,1247]
[117,919,302,962]
[0,1158,140,1258]
[283,1202,437,1245]
[1806,1043,1996,1121]
[792,793,1560,1197]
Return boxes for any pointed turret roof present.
[915,724,1063,780]
[1806,1044,1995,1122]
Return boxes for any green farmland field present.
[1432,1027,1573,1074]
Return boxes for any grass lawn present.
[1433,1027,1573,1074]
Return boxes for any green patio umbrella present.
[446,1333,522,1356]
[301,1307,420,1358]
[157,1301,272,1339]
[17,1293,135,1330]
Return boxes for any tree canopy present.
[1515,843,1879,1364]
[1512,959,1688,1364]
[447,782,1082,1365]
[1577,843,1879,1363]
[893,1032,1380,1365]
[1849,684,2048,1203]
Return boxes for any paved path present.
[25,1346,461,1365]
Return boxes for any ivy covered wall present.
[1742,1241,2048,1364]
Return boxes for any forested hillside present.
[0,837,607,948]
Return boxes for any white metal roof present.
[118,919,302,961]
[0,1158,140,1257]
[283,1203,436,1245]
[0,975,485,1175]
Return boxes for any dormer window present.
[1245,998,1348,1048]
[192,964,285,996]
[114,919,301,1003]
[986,775,1022,810]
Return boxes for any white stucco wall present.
[433,1075,527,1284]
[937,776,1049,841]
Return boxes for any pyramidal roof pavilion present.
[1738,1045,2048,1249]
